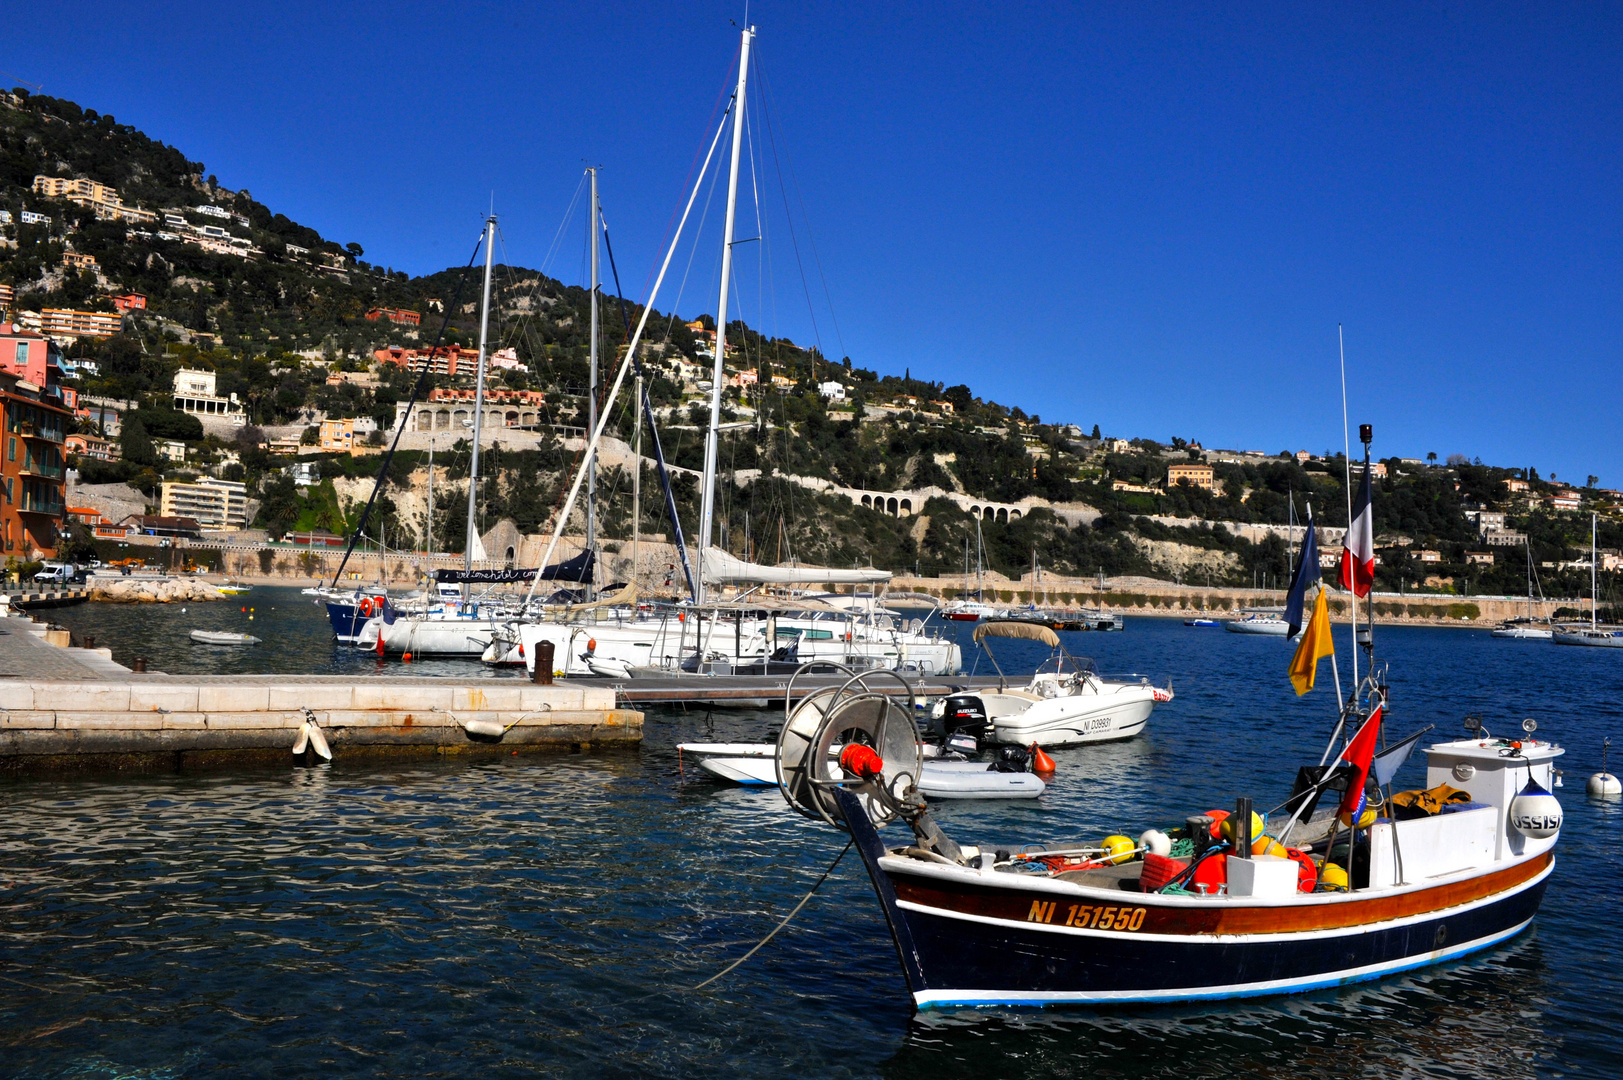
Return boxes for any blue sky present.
[16,2,1622,484]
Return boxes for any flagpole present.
[1339,324,1359,694]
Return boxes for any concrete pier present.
[0,616,641,774]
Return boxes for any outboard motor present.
[992,745,1032,773]
[941,694,991,745]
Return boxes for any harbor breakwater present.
[88,576,225,603]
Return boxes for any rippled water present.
[5,601,1622,1077]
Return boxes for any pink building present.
[0,323,62,387]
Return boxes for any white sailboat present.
[1553,512,1623,648]
[1492,535,1553,640]
[363,215,512,657]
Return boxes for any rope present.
[691,838,852,991]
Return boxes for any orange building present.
[374,344,479,378]
[1167,462,1215,490]
[0,323,62,386]
[365,307,422,327]
[0,368,70,557]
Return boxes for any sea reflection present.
[885,941,1557,1080]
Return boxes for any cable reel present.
[776,665,921,830]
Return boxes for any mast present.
[425,436,434,553]
[586,167,600,600]
[632,371,642,589]
[696,24,754,605]
[463,214,497,601]
[1593,511,1599,630]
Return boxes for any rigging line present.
[662,113,731,345]
[692,839,853,992]
[329,231,484,587]
[752,55,822,361]
[754,50,844,360]
[494,178,588,353]
[639,48,743,307]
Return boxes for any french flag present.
[1339,459,1376,597]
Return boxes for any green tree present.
[120,413,157,466]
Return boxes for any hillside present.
[4,88,1620,599]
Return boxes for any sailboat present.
[499,27,960,680]
[1492,535,1553,640]
[361,215,516,657]
[944,520,996,621]
[1552,512,1623,648]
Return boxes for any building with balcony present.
[159,478,248,529]
[65,433,115,461]
[0,368,70,557]
[122,514,202,539]
[62,251,98,270]
[319,417,378,452]
[1484,530,1528,547]
[29,309,123,341]
[109,293,147,312]
[31,175,158,224]
[374,344,479,378]
[1465,551,1496,566]
[171,368,245,420]
[0,323,63,386]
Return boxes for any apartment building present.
[62,251,98,270]
[29,309,122,340]
[159,478,248,529]
[31,175,158,224]
[374,344,479,378]
[65,433,115,461]
[0,368,70,557]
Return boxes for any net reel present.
[776,667,922,831]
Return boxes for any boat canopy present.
[698,546,891,586]
[973,620,1061,647]
[434,549,595,585]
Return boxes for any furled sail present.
[435,549,596,585]
[698,546,891,586]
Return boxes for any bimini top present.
[973,620,1060,647]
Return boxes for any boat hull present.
[1492,627,1553,640]
[1552,630,1623,648]
[836,787,1553,1007]
[1225,618,1292,636]
[990,688,1158,748]
[679,744,1046,798]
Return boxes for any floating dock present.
[2,587,90,611]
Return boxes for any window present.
[14,342,25,366]
[7,436,13,461]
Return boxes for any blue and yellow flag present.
[1283,509,1321,638]
[1288,587,1334,695]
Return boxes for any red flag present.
[1337,706,1383,819]
[1338,459,1375,596]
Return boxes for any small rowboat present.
[190,630,261,645]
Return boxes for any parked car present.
[33,562,80,586]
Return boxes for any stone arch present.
[454,409,469,427]
[505,546,516,565]
[984,507,995,522]
[505,410,519,427]
[520,411,536,426]
[1009,509,1021,520]
[887,497,898,515]
[416,409,433,431]
[861,494,872,508]
[969,504,980,517]
[900,498,912,516]
[996,507,1008,523]
[436,409,450,429]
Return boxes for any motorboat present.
[940,620,1170,749]
[677,740,1048,799]
[189,629,260,645]
[943,599,997,622]
[1184,617,1221,627]
[772,669,1566,1008]
[215,580,252,596]
[1224,610,1296,637]
[1492,619,1553,641]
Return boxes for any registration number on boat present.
[1028,901,1147,931]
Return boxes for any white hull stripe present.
[894,858,1551,945]
[911,918,1534,1007]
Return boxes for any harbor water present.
[4,593,1621,1077]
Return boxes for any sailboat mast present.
[696,24,754,606]
[1593,511,1599,630]
[463,214,497,591]
[426,436,434,553]
[586,167,600,598]
[632,371,642,588]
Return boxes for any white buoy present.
[1509,777,1563,838]
[1590,738,1621,799]
[462,717,506,739]
[292,722,310,756]
[1139,829,1172,857]
[305,720,332,761]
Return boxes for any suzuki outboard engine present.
[941,694,991,747]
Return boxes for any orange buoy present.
[586,638,597,653]
[1029,743,1056,775]
[1204,809,1231,841]
[402,652,412,663]
[1191,852,1227,894]
[1285,847,1317,892]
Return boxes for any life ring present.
[359,597,375,617]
